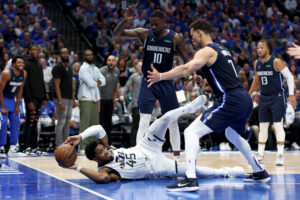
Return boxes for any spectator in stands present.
[78,49,106,149]
[0,56,27,158]
[52,48,74,147]
[120,60,142,147]
[23,45,47,156]
[99,55,120,145]
[117,56,130,87]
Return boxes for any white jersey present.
[101,147,151,179]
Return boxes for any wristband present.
[76,165,82,172]
[159,73,162,81]
[58,101,63,104]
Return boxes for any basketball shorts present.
[258,94,286,123]
[138,77,179,114]
[200,88,253,135]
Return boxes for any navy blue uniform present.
[0,68,24,146]
[256,56,286,122]
[200,43,253,134]
[138,30,179,114]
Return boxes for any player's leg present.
[273,120,285,166]
[0,110,8,158]
[168,121,181,158]
[166,117,212,192]
[136,79,156,143]
[145,95,207,141]
[257,122,269,162]
[271,96,286,166]
[153,153,245,178]
[136,113,151,143]
[225,126,270,183]
[8,112,26,156]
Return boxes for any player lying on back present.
[62,95,245,183]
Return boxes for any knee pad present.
[259,122,269,143]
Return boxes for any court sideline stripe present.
[10,158,114,200]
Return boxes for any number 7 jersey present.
[142,29,175,77]
[256,56,284,96]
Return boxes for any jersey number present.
[261,76,268,85]
[228,60,238,78]
[11,86,17,93]
[125,153,136,168]
[153,53,162,64]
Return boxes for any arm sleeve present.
[280,67,294,95]
[80,125,106,141]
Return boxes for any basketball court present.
[1,151,300,200]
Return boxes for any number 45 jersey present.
[256,56,284,96]
[102,147,151,179]
[142,29,175,77]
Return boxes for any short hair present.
[258,39,272,54]
[85,141,98,160]
[150,9,166,20]
[190,20,212,34]
[12,56,24,64]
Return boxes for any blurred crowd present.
[0,0,300,154]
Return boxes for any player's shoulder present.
[1,69,12,80]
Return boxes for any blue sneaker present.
[243,169,270,183]
[166,177,199,192]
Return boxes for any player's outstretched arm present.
[64,125,107,147]
[147,47,213,87]
[287,43,300,59]
[61,163,120,183]
[113,5,148,40]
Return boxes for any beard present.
[86,59,93,64]
[61,57,69,63]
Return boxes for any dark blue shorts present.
[200,88,253,134]
[258,94,286,123]
[138,78,179,114]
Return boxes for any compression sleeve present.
[280,67,295,95]
[80,125,107,141]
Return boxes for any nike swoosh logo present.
[178,182,190,187]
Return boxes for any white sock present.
[273,122,285,155]
[136,113,151,143]
[258,122,269,156]
[185,117,212,178]
[168,121,181,152]
[225,127,262,172]
[0,146,4,150]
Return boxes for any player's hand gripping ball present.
[55,143,77,167]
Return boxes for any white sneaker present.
[223,167,245,178]
[291,142,300,150]
[23,147,37,157]
[0,149,6,158]
[8,147,28,157]
[256,153,264,164]
[32,147,48,156]
[186,95,207,113]
[219,142,226,151]
[224,143,231,151]
[276,154,284,166]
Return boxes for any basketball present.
[55,143,78,167]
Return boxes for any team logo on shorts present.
[206,113,213,120]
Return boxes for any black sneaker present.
[166,177,199,192]
[243,170,271,183]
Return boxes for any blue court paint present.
[0,159,109,200]
[69,175,300,200]
[1,158,300,200]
